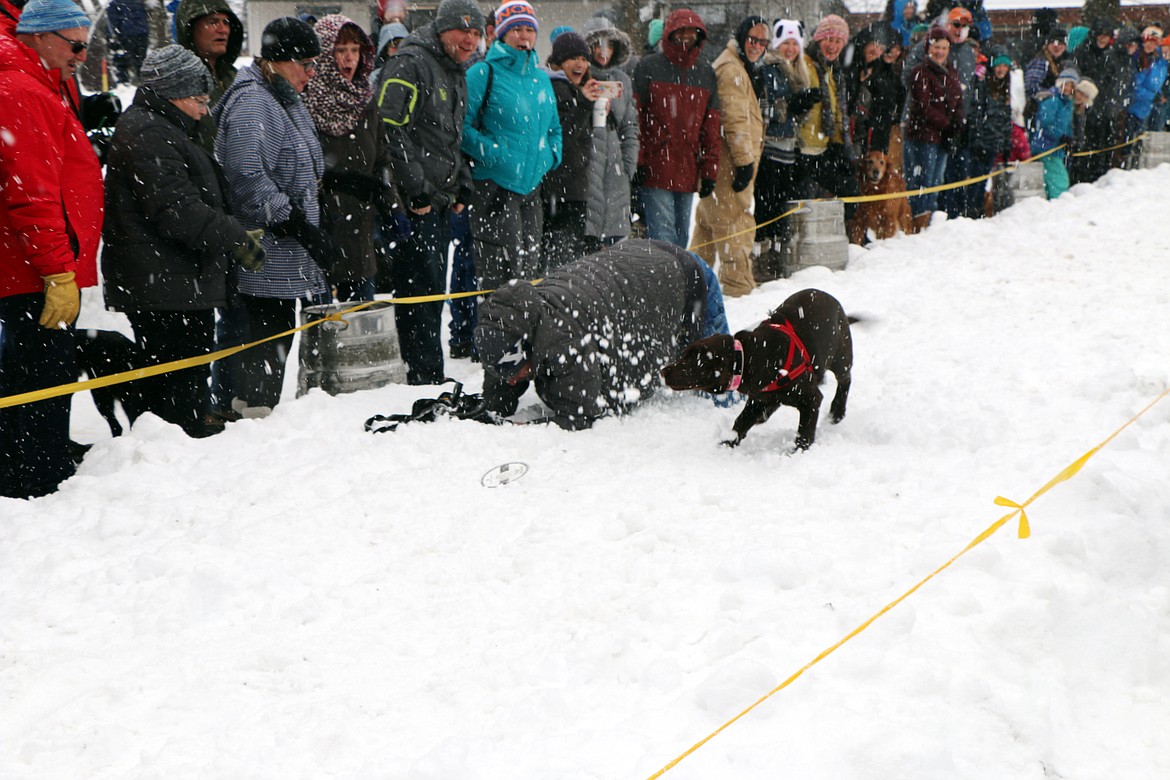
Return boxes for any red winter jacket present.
[0,33,103,298]
[632,9,721,192]
[0,0,20,34]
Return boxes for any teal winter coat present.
[462,42,562,196]
[1031,89,1073,154]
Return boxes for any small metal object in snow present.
[481,462,528,488]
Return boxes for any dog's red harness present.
[725,321,811,393]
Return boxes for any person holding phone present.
[542,31,602,268]
[579,13,640,249]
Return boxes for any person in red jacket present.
[0,0,105,499]
[0,0,25,33]
[631,8,721,249]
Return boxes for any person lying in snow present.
[474,239,729,430]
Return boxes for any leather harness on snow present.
[725,321,811,394]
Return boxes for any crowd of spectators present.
[2,0,1167,498]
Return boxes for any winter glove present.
[788,88,824,116]
[698,178,717,199]
[387,211,413,241]
[409,190,453,213]
[39,271,79,329]
[632,165,648,188]
[322,169,381,201]
[232,229,267,272]
[731,163,754,193]
[298,222,341,272]
[372,186,400,222]
[270,204,341,272]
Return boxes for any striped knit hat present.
[495,1,537,41]
[15,0,92,33]
[812,14,849,43]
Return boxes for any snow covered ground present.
[4,166,1170,779]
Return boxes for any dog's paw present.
[830,411,845,425]
[720,437,742,448]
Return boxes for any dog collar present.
[761,321,811,393]
[726,339,744,392]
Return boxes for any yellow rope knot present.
[993,496,1032,539]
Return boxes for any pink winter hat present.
[813,14,849,43]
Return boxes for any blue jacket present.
[1128,53,1169,121]
[213,65,328,300]
[462,42,561,197]
[1030,89,1073,154]
[107,0,150,39]
[889,0,916,47]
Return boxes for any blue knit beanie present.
[15,0,92,33]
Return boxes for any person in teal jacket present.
[1030,69,1075,200]
[462,1,562,289]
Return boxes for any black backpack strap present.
[473,62,494,129]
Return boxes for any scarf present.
[302,14,375,137]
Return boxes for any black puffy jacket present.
[476,239,707,429]
[375,23,473,209]
[102,87,248,312]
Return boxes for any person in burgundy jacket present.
[0,0,105,498]
[632,8,721,249]
[903,26,963,227]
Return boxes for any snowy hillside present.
[3,166,1170,779]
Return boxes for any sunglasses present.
[950,22,969,29]
[297,59,318,73]
[49,30,88,54]
[745,35,769,47]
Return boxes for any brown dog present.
[661,289,853,450]
[848,150,914,245]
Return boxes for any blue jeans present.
[447,208,477,349]
[641,187,694,249]
[903,138,948,216]
[939,145,976,220]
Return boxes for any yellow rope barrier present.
[646,383,1170,779]
[684,143,1074,252]
[0,133,1152,411]
[1070,132,1147,158]
[0,290,487,410]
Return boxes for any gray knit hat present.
[140,44,214,99]
[434,0,484,35]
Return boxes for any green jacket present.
[175,0,243,106]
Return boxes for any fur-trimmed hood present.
[579,14,632,69]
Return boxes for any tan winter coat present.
[693,39,765,297]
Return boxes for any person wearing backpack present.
[461,1,562,290]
